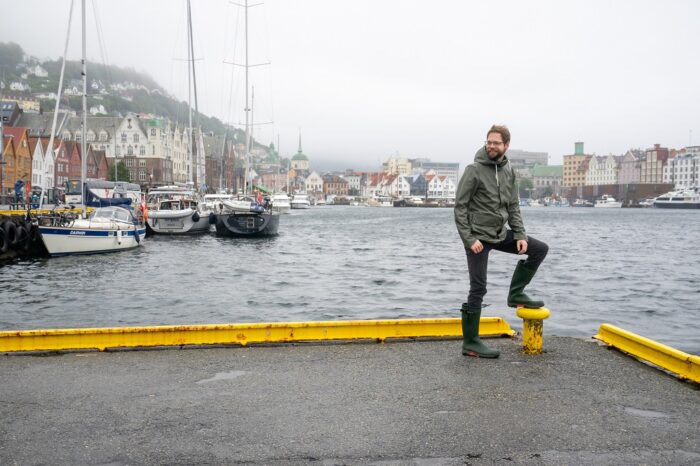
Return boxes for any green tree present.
[0,42,23,68]
[108,161,130,182]
[517,177,533,198]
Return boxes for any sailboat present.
[145,0,212,236]
[214,0,279,237]
[38,0,146,256]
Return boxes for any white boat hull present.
[39,224,146,257]
[272,204,291,214]
[147,209,211,234]
[290,203,310,209]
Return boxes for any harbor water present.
[1,206,698,354]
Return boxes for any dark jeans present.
[466,230,548,308]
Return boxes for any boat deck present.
[1,334,698,464]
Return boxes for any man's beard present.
[487,148,505,160]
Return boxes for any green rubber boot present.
[461,304,500,358]
[507,260,544,309]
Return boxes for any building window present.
[140,146,145,156]
[133,134,139,143]
[127,145,133,156]
[121,133,127,143]
[139,159,146,167]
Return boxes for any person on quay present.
[454,124,549,358]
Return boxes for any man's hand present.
[517,240,528,254]
[470,239,484,254]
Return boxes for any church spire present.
[298,129,302,153]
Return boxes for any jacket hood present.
[475,146,509,167]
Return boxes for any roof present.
[531,164,563,177]
[292,151,308,161]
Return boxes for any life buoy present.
[2,221,18,246]
[0,228,8,253]
[192,211,200,223]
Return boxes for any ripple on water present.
[1,207,699,353]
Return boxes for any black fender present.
[2,220,18,245]
[208,212,216,224]
[14,224,31,253]
[192,211,200,223]
[0,227,7,253]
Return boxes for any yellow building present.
[562,142,592,188]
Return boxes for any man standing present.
[454,125,548,358]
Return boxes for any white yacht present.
[270,193,291,214]
[38,206,146,257]
[594,195,622,208]
[145,186,212,235]
[653,187,700,209]
[291,193,311,209]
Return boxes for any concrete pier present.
[1,336,698,465]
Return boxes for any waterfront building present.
[640,144,669,184]
[291,133,310,171]
[376,174,410,197]
[29,136,58,192]
[531,164,563,197]
[426,174,456,200]
[340,171,362,195]
[383,156,412,176]
[585,155,620,186]
[1,127,32,194]
[663,148,700,188]
[507,149,548,169]
[562,142,592,188]
[410,159,460,184]
[618,149,644,185]
[304,171,323,195]
[407,174,428,197]
[53,140,70,188]
[203,134,236,193]
[322,174,349,196]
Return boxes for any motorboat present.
[291,193,311,209]
[270,193,291,214]
[145,187,212,235]
[202,193,234,213]
[572,198,594,207]
[653,187,700,209]
[38,206,146,257]
[594,195,622,208]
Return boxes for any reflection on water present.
[1,206,698,354]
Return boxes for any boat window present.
[671,197,684,201]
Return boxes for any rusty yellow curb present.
[0,317,514,353]
[594,323,700,384]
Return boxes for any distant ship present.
[653,187,700,209]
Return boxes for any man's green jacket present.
[454,146,527,248]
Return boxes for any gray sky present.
[2,0,699,169]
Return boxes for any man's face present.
[485,132,509,160]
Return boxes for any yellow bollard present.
[515,307,551,355]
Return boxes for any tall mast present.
[80,0,87,217]
[244,0,250,195]
[186,0,193,185]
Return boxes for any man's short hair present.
[487,125,510,145]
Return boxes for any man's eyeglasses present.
[485,140,504,147]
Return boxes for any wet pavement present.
[1,336,699,465]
